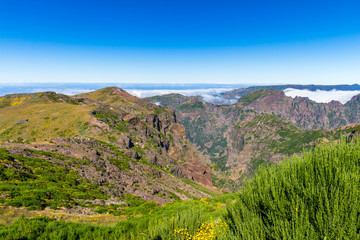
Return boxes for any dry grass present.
[0,203,125,226]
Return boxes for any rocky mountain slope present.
[236,89,360,129]
[0,88,218,213]
[147,89,360,190]
[222,83,360,100]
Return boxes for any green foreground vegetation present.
[225,138,360,239]
[0,194,236,240]
[1,139,360,239]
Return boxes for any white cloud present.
[126,88,237,104]
[284,88,360,104]
[0,87,96,96]
[125,88,231,98]
[30,88,95,95]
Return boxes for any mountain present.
[236,89,360,129]
[0,88,218,213]
[222,83,360,100]
[1,86,360,239]
[147,89,360,190]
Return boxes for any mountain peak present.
[236,88,281,106]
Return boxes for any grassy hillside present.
[236,88,277,106]
[1,139,359,239]
[0,193,237,240]
[76,87,163,117]
[0,88,219,208]
[0,89,172,144]
[0,147,109,211]
[0,92,93,142]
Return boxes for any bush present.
[224,139,360,239]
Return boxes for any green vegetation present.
[0,194,237,240]
[93,108,130,132]
[178,101,205,110]
[225,139,360,239]
[107,157,131,170]
[45,93,80,105]
[0,148,109,210]
[271,127,325,154]
[77,121,90,135]
[93,139,134,163]
[1,139,360,239]
[238,89,275,105]
[153,107,167,115]
[0,95,94,142]
[247,157,273,176]
[180,117,228,171]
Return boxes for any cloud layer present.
[0,87,95,96]
[2,85,360,106]
[129,88,360,105]
[33,88,95,96]
[126,88,238,105]
[284,88,360,104]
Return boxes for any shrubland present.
[1,139,359,239]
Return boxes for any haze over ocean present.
[1,83,360,105]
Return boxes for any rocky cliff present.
[236,89,360,130]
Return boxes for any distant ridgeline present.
[147,87,360,191]
[246,83,360,91]
[222,83,360,100]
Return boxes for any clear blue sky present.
[0,0,359,84]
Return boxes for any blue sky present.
[0,0,359,84]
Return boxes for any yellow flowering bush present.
[199,198,208,205]
[174,218,228,240]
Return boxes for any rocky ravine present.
[147,89,360,190]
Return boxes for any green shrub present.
[225,139,360,239]
[0,148,109,210]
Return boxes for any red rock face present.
[180,161,213,188]
[170,160,214,190]
[240,89,360,130]
[90,117,111,131]
[112,88,139,101]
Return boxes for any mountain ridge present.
[222,83,360,101]
[0,87,218,211]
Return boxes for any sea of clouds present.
[284,88,360,104]
[0,86,96,96]
[1,84,360,105]
[128,88,360,105]
[126,88,239,105]
[34,88,95,95]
